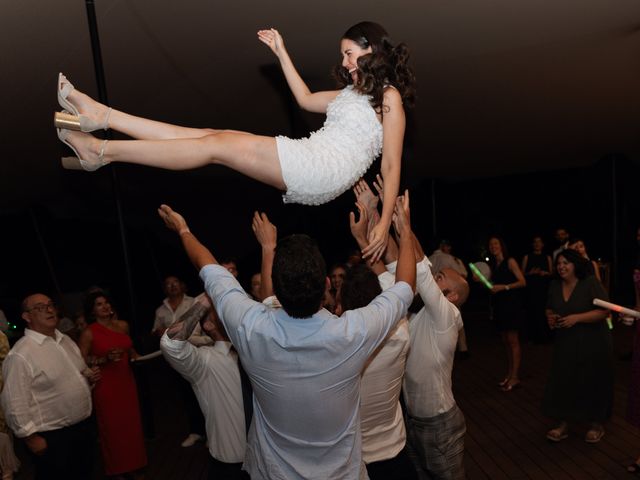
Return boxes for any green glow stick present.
[469,263,494,289]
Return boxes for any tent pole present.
[84,0,138,328]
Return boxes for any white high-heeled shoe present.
[55,73,112,132]
[57,128,108,171]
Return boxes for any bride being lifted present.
[54,21,415,260]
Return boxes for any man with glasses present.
[1,293,99,480]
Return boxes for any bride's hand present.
[257,28,285,57]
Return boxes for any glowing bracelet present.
[469,263,494,289]
[593,299,640,319]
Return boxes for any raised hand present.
[392,190,411,239]
[252,211,277,250]
[372,174,384,202]
[257,28,285,57]
[349,202,369,246]
[362,222,389,264]
[352,179,379,217]
[158,204,189,234]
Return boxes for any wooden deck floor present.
[457,314,640,480]
[14,313,640,479]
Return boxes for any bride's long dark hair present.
[333,21,416,113]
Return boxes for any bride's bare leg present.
[66,130,286,190]
[66,88,216,140]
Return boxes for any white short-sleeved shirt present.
[1,329,92,437]
[387,258,462,418]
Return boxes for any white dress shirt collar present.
[24,328,63,345]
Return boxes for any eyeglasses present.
[27,302,56,313]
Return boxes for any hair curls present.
[333,22,416,113]
[555,249,593,280]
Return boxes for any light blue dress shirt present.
[200,264,413,480]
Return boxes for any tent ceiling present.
[2,0,640,211]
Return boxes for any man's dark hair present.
[272,235,327,318]
[340,264,382,312]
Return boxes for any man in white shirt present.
[157,196,416,480]
[353,178,468,478]
[429,240,470,359]
[343,203,415,480]
[1,293,98,480]
[152,276,195,336]
[340,264,415,480]
[153,275,209,447]
[161,295,249,479]
[404,245,469,479]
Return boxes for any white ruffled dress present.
[276,86,383,205]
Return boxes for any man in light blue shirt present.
[157,195,416,480]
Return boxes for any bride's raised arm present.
[258,28,339,114]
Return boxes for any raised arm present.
[369,174,402,265]
[362,88,405,263]
[257,28,339,113]
[158,204,217,270]
[165,293,212,341]
[392,192,416,293]
[352,179,380,233]
[349,202,385,275]
[252,211,277,300]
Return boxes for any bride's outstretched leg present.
[60,75,215,140]
[62,130,286,190]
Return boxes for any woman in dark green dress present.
[543,249,611,443]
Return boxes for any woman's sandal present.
[55,73,112,132]
[501,381,522,392]
[585,426,605,443]
[546,423,569,442]
[57,129,108,172]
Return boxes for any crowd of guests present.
[0,183,637,479]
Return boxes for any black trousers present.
[208,456,250,480]
[29,418,94,480]
[366,447,418,480]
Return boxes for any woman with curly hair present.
[54,21,415,261]
[543,249,611,444]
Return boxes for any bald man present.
[403,256,468,479]
[2,294,98,480]
[384,247,468,479]
[350,180,469,479]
